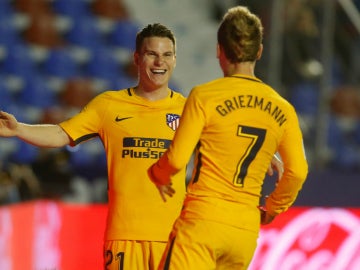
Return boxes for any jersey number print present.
[234,125,266,187]
[105,250,124,270]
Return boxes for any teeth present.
[152,69,166,74]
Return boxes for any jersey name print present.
[215,94,287,127]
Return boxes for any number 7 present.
[234,125,266,187]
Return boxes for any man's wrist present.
[148,164,170,186]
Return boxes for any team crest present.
[166,113,180,131]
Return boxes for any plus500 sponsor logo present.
[122,137,171,159]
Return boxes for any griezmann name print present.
[215,94,287,127]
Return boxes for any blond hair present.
[217,6,263,63]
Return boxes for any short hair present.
[135,23,176,53]
[217,6,263,63]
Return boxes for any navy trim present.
[192,143,202,184]
[163,237,176,270]
[73,133,98,145]
[230,75,263,83]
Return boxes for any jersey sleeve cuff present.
[148,163,171,186]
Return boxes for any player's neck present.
[133,85,170,101]
[224,61,256,77]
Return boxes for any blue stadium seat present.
[110,74,137,90]
[333,144,360,170]
[10,140,39,164]
[67,138,105,179]
[2,44,39,78]
[3,103,29,123]
[0,0,15,17]
[326,116,360,170]
[289,82,319,115]
[0,79,14,110]
[43,48,81,79]
[65,15,105,50]
[18,75,57,108]
[52,0,92,18]
[326,116,345,152]
[110,20,140,51]
[0,16,22,47]
[84,47,123,82]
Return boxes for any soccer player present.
[0,23,283,270]
[0,23,185,270]
[148,6,308,270]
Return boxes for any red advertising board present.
[1,201,360,270]
[251,207,360,270]
[0,201,107,270]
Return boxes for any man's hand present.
[259,206,276,225]
[156,183,175,202]
[148,163,176,202]
[0,111,18,137]
[267,155,283,184]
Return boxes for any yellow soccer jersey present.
[155,75,308,232]
[60,88,186,241]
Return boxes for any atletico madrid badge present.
[166,113,180,131]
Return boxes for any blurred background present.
[0,0,359,207]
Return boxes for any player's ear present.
[134,51,139,66]
[216,44,221,59]
[256,44,263,60]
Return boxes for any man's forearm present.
[17,123,70,148]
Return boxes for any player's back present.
[183,75,303,230]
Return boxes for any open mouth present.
[151,69,166,75]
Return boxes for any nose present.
[154,55,165,64]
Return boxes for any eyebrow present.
[143,50,175,55]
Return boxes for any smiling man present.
[0,23,187,270]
